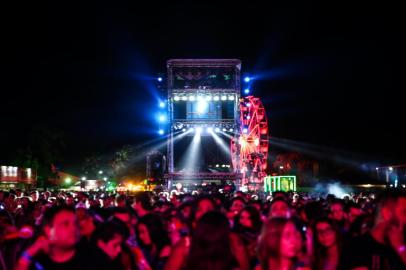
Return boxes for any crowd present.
[0,186,405,270]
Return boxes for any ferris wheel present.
[231,96,269,188]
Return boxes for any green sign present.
[264,175,297,193]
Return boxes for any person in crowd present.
[268,198,291,218]
[133,193,153,218]
[192,195,216,226]
[166,211,249,270]
[348,213,374,238]
[346,201,364,225]
[76,206,96,246]
[88,221,127,270]
[257,217,307,270]
[136,213,171,270]
[343,189,406,269]
[116,194,127,208]
[15,205,88,270]
[313,218,343,270]
[228,197,247,226]
[328,200,349,232]
[233,205,262,269]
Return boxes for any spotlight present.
[207,127,213,133]
[229,128,234,132]
[182,96,188,101]
[246,103,251,107]
[189,95,196,101]
[189,128,195,132]
[182,128,186,132]
[197,100,208,113]
[222,128,227,132]
[244,76,250,83]
[213,96,220,101]
[157,77,163,82]
[174,96,180,101]
[197,95,203,101]
[81,177,87,181]
[244,89,250,94]
[215,127,220,132]
[159,115,166,122]
[375,167,379,170]
[196,127,202,133]
[221,95,227,101]
[159,102,165,108]
[243,128,248,134]
[205,95,212,101]
[389,167,393,171]
[228,95,234,100]
[246,115,251,120]
[158,129,164,135]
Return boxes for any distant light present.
[375,167,379,170]
[205,95,212,101]
[159,102,165,108]
[196,127,202,133]
[244,77,251,83]
[174,96,180,101]
[279,166,284,169]
[229,128,234,132]
[389,167,393,171]
[98,170,103,174]
[221,95,227,101]
[213,96,220,101]
[158,129,164,135]
[246,103,251,107]
[157,77,163,82]
[222,164,226,167]
[189,128,195,132]
[159,115,166,122]
[182,128,186,132]
[216,164,219,167]
[197,95,203,101]
[215,127,220,132]
[246,115,251,120]
[244,89,250,94]
[189,95,196,101]
[81,177,87,181]
[228,95,234,100]
[103,177,107,181]
[222,128,227,132]
[243,128,248,134]
[65,177,72,184]
[207,127,213,133]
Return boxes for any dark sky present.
[2,1,405,171]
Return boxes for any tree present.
[12,125,66,189]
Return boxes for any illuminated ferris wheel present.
[231,96,269,188]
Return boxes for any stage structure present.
[165,59,269,190]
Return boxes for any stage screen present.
[172,67,235,89]
[173,135,232,173]
[173,100,234,120]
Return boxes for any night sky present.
[2,1,405,172]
